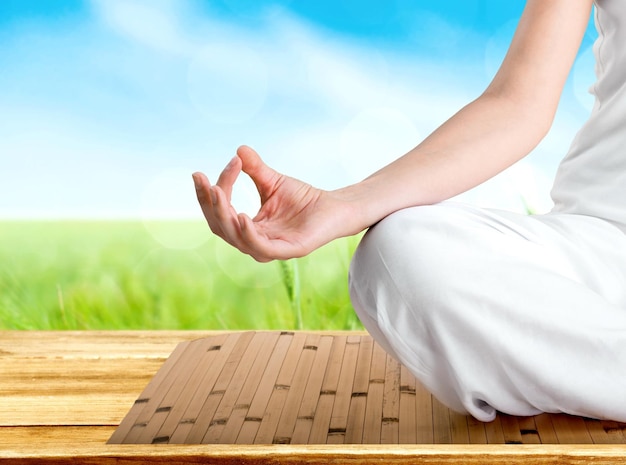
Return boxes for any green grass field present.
[0,221,363,330]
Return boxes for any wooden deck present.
[2,330,626,464]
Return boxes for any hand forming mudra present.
[192,145,360,262]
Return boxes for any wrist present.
[329,177,392,236]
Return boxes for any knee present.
[348,202,498,354]
[349,204,469,310]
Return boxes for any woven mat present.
[108,331,626,445]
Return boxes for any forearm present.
[331,0,592,236]
[333,91,552,234]
[327,0,593,237]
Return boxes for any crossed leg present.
[349,202,626,422]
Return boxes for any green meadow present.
[0,221,363,330]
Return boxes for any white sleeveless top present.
[550,0,626,229]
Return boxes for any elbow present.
[529,103,557,147]
[532,111,554,144]
[480,87,557,146]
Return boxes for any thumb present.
[237,145,281,197]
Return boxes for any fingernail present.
[226,156,238,168]
[192,173,201,190]
[210,187,217,205]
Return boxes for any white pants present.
[349,202,626,422]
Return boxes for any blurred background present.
[0,0,598,329]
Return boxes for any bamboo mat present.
[108,331,626,445]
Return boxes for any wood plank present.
[344,335,374,444]
[534,413,559,444]
[586,420,626,444]
[399,364,417,444]
[551,414,594,444]
[327,335,361,444]
[1,358,164,396]
[415,380,434,444]
[484,415,506,444]
[449,411,470,444]
[500,415,523,445]
[308,335,347,444]
[432,397,452,444]
[272,334,321,444]
[467,415,488,444]
[362,341,387,444]
[1,359,164,426]
[518,416,541,445]
[290,335,334,444]
[0,394,140,427]
[0,331,214,360]
[0,426,115,446]
[380,353,401,444]
[4,437,626,465]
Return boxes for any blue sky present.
[0,0,598,219]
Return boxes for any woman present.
[192,0,626,422]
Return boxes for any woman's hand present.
[193,145,357,262]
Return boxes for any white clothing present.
[349,0,626,422]
[552,0,626,229]
[349,203,626,422]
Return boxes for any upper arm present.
[485,0,594,128]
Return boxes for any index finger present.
[192,172,225,239]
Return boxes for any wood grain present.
[3,330,626,464]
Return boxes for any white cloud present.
[90,0,194,55]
